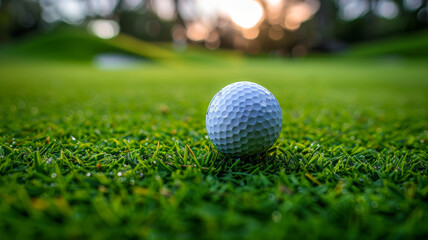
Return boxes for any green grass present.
[0,54,428,239]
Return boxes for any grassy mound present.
[0,28,176,62]
[347,30,428,58]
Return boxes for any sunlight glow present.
[227,0,264,29]
[265,0,282,6]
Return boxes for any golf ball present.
[206,81,282,156]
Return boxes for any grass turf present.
[0,56,428,239]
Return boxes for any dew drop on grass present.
[71,136,76,141]
[31,107,38,115]
[86,172,91,177]
[272,211,282,223]
[117,172,122,177]
[51,173,57,179]
[18,101,26,109]
[355,205,364,212]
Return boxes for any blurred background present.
[1,0,427,58]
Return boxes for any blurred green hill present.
[1,28,428,63]
[346,30,428,58]
[0,28,244,65]
[0,29,176,62]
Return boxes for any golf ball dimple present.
[206,81,282,156]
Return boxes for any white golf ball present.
[206,81,282,156]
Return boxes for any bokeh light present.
[338,0,370,21]
[205,31,221,50]
[242,28,260,40]
[56,0,87,24]
[151,0,175,21]
[268,26,284,41]
[374,0,399,19]
[122,0,145,10]
[186,22,210,41]
[227,0,264,29]
[404,0,422,11]
[89,19,120,39]
[283,2,318,31]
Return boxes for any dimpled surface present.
[206,81,282,156]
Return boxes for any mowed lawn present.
[0,56,427,239]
